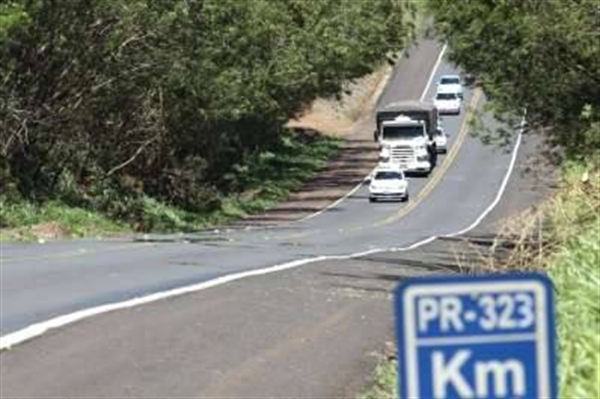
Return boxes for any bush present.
[425,0,600,162]
[0,0,412,217]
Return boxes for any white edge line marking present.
[445,113,524,237]
[0,48,522,352]
[299,178,366,222]
[420,43,447,102]
[1,256,329,350]
[301,43,448,222]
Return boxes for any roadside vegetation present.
[359,356,397,399]
[546,164,599,398]
[359,163,600,399]
[0,131,340,239]
[361,0,599,397]
[425,1,599,396]
[0,0,414,239]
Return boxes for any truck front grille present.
[390,146,415,163]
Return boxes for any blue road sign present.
[395,273,556,399]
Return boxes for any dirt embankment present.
[287,63,392,137]
[240,65,392,226]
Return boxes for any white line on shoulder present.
[0,119,522,350]
[301,43,448,222]
[299,177,366,222]
[1,45,522,352]
[420,43,448,101]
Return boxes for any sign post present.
[395,273,556,399]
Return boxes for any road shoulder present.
[0,133,557,399]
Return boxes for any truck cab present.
[375,101,438,175]
[378,116,433,174]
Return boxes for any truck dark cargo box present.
[375,101,438,140]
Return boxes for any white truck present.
[374,101,439,175]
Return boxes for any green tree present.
[1,0,413,222]
[425,0,600,162]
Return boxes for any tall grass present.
[546,163,600,398]
[464,162,599,398]
[460,162,600,398]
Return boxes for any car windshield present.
[440,77,460,85]
[382,126,423,140]
[374,171,402,180]
[436,92,457,100]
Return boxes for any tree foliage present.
[425,0,600,162]
[0,0,412,221]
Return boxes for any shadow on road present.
[318,232,530,295]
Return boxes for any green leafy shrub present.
[1,0,411,220]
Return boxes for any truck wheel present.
[403,193,410,202]
[427,147,437,168]
[369,197,376,203]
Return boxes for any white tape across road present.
[0,44,523,351]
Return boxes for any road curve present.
[0,37,536,398]
[1,38,515,343]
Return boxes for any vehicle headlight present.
[417,154,429,161]
[379,156,390,163]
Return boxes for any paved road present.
[0,38,535,397]
[1,40,512,337]
[0,132,553,398]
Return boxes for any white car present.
[369,166,409,202]
[434,88,462,115]
[434,119,448,153]
[434,128,448,153]
[437,74,463,99]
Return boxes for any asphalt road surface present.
[0,38,547,398]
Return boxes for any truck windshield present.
[382,126,423,140]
